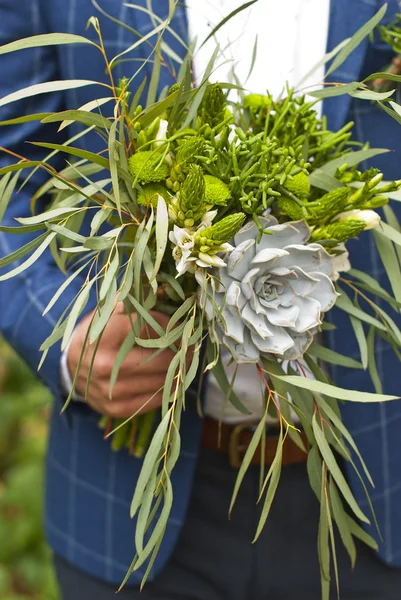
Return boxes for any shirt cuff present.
[60,337,86,403]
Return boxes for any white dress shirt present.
[61,0,331,421]
[186,0,331,422]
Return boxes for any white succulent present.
[332,243,351,281]
[200,216,339,362]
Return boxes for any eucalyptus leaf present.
[0,33,97,55]
[130,409,172,518]
[321,149,389,176]
[29,142,109,169]
[312,414,370,524]
[276,375,398,403]
[0,80,107,109]
[308,342,363,369]
[0,232,56,281]
[374,229,401,306]
[42,109,111,130]
[325,4,387,77]
[308,170,345,192]
[0,171,19,222]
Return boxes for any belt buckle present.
[228,423,255,469]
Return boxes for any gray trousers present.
[54,447,401,599]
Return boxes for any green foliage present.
[0,340,60,600]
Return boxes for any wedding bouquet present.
[1,2,401,597]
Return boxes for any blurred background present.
[0,339,60,600]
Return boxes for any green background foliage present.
[0,339,60,599]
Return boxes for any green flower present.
[128,151,169,184]
[277,197,306,220]
[137,183,171,207]
[204,175,231,206]
[243,93,271,110]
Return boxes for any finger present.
[117,347,176,375]
[105,391,163,418]
[107,375,167,400]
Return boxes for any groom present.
[1,0,401,598]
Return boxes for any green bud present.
[168,83,180,96]
[179,164,205,214]
[195,213,246,248]
[276,197,306,220]
[308,187,350,223]
[284,172,310,197]
[365,195,389,208]
[136,130,148,150]
[367,173,383,189]
[311,219,366,243]
[204,175,231,206]
[147,117,161,138]
[176,136,205,166]
[199,83,226,127]
[128,151,169,184]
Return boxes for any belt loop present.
[228,423,252,469]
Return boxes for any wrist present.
[60,335,85,403]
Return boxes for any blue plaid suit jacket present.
[0,0,401,586]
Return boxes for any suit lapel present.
[324,0,378,130]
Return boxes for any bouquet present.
[1,2,401,597]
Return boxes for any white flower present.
[335,209,381,230]
[169,224,233,278]
[200,209,218,228]
[169,226,196,276]
[153,118,169,148]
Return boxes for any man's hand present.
[67,306,176,418]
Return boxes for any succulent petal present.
[251,325,294,355]
[199,217,339,361]
[256,221,310,252]
[227,239,255,280]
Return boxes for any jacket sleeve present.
[0,0,96,398]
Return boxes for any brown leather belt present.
[201,416,308,469]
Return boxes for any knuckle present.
[95,354,114,375]
[105,402,121,418]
